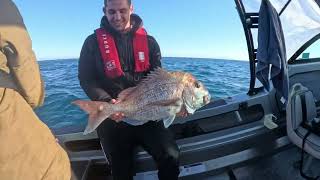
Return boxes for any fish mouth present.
[203,94,211,105]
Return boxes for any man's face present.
[104,0,133,33]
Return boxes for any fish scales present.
[73,68,211,134]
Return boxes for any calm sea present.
[35,57,250,135]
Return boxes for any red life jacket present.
[95,27,150,79]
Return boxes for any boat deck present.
[184,146,320,180]
[71,145,320,180]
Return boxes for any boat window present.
[296,40,320,62]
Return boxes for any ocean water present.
[35,57,250,135]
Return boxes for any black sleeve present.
[148,36,162,70]
[78,35,112,102]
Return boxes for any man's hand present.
[176,105,190,118]
[110,99,125,122]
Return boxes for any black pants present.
[97,120,180,180]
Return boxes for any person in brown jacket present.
[0,0,71,179]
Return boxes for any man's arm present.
[78,36,112,102]
[148,36,162,70]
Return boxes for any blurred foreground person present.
[0,0,71,179]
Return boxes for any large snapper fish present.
[74,68,211,134]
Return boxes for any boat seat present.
[286,83,320,159]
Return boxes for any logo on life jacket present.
[96,28,150,79]
[101,34,110,54]
[138,52,145,62]
[105,60,116,71]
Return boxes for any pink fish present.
[74,68,211,134]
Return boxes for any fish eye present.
[194,81,201,88]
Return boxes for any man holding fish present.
[77,0,210,179]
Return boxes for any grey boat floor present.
[72,146,320,180]
[184,146,320,180]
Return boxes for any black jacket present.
[78,14,162,102]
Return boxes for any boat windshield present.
[241,0,320,60]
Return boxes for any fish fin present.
[184,102,196,114]
[72,100,114,135]
[140,68,175,85]
[147,98,181,106]
[118,68,174,101]
[117,86,137,101]
[163,115,176,128]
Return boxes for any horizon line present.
[38,56,249,62]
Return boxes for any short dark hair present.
[104,0,131,6]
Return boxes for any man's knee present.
[168,146,180,163]
[159,145,180,167]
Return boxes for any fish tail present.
[72,100,114,135]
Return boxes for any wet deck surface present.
[187,146,320,180]
[72,146,320,180]
[232,147,320,180]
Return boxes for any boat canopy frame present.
[235,0,259,96]
[235,0,320,95]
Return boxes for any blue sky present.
[12,0,250,60]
